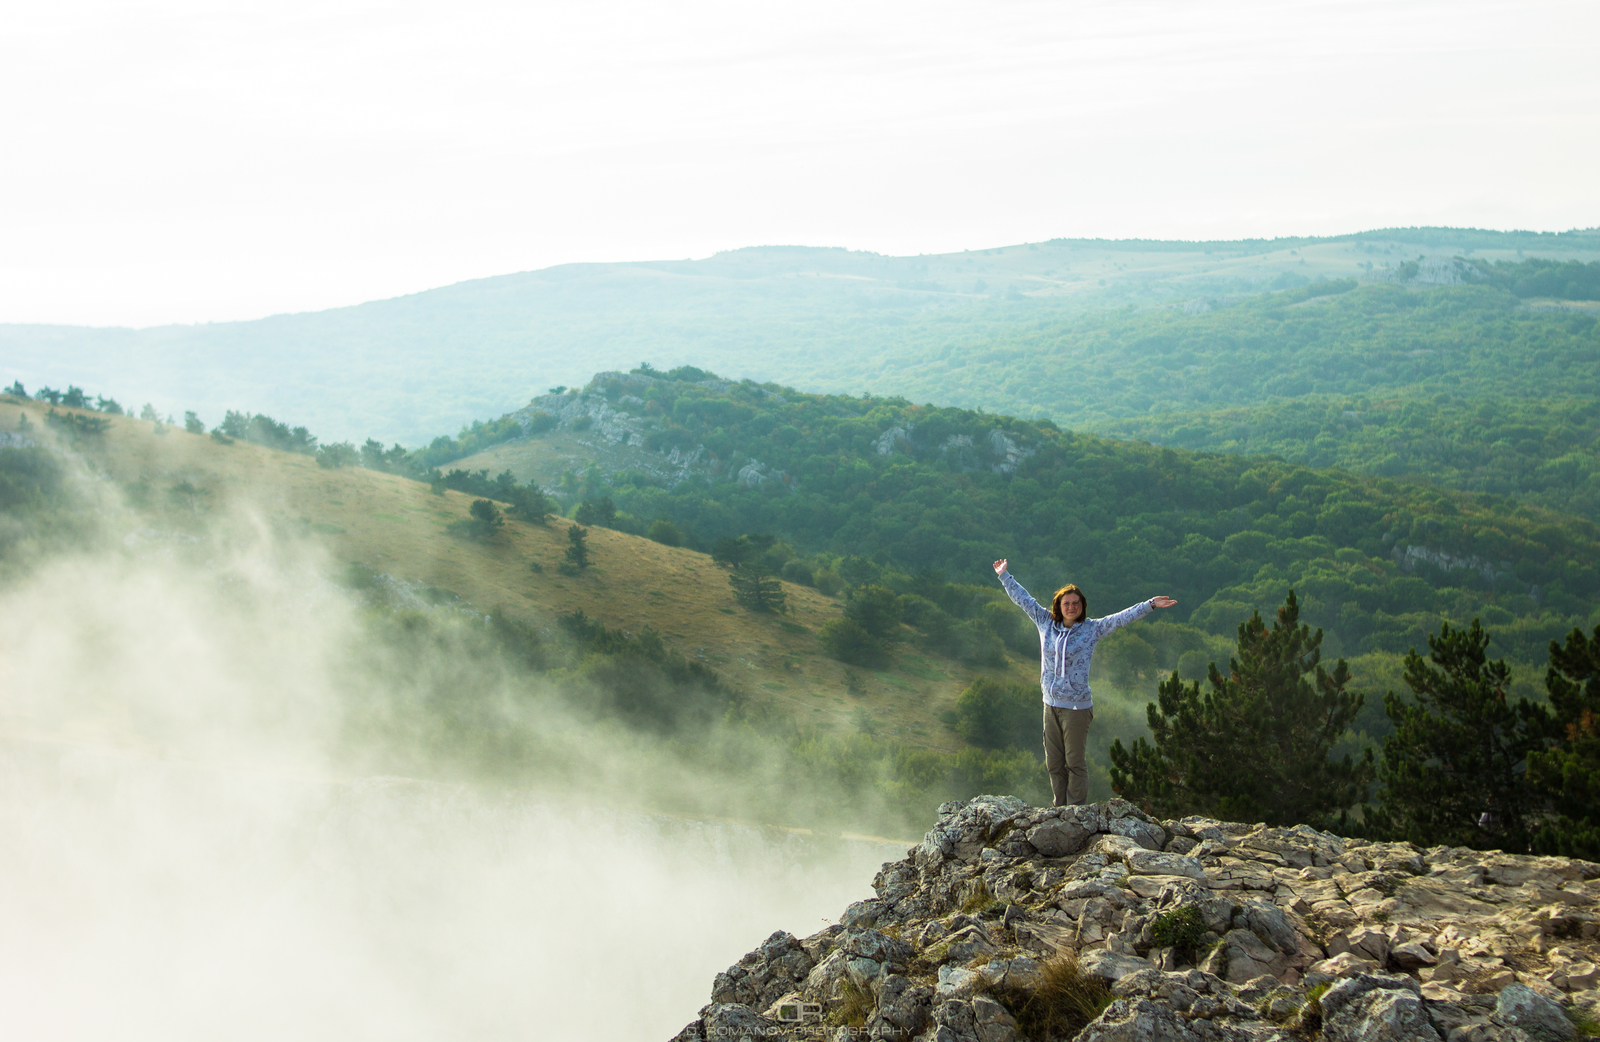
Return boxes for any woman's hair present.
[1051,584,1088,624]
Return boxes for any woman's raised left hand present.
[1152,596,1177,608]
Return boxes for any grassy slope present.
[7,397,1051,752]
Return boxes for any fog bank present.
[0,542,901,1040]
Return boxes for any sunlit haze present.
[3,0,1596,326]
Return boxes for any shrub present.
[951,620,1005,666]
[1150,905,1208,962]
[979,600,1036,654]
[813,569,843,596]
[449,498,505,539]
[845,584,901,637]
[780,559,814,586]
[647,519,682,546]
[820,617,888,668]
[948,677,1038,749]
[315,441,359,469]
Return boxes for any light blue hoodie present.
[999,571,1154,709]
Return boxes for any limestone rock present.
[698,1003,781,1041]
[1080,947,1156,981]
[1319,974,1440,1042]
[1495,983,1577,1041]
[1026,816,1090,857]
[1126,849,1208,881]
[1220,928,1289,983]
[1311,951,1382,977]
[1077,997,1201,1041]
[674,797,1600,1042]
[1105,814,1167,852]
[865,974,932,1039]
[970,994,1018,1042]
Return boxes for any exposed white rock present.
[672,797,1600,1042]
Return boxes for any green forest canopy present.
[555,366,1599,679]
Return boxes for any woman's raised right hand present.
[993,559,1008,576]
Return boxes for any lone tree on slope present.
[729,563,786,614]
[562,524,591,573]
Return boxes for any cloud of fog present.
[0,533,902,1040]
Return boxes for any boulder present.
[1319,974,1440,1042]
[1105,814,1167,852]
[1495,983,1577,1042]
[1390,940,1437,971]
[1079,947,1156,981]
[866,974,932,1039]
[977,956,1042,991]
[932,996,978,1041]
[936,964,984,1000]
[1233,897,1302,956]
[840,899,883,928]
[1076,997,1202,1042]
[1150,878,1238,935]
[1026,817,1090,857]
[1125,849,1207,881]
[1310,952,1382,978]
[842,927,912,968]
[970,994,1018,1042]
[1220,928,1289,983]
[698,1003,781,1041]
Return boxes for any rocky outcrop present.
[671,796,1600,1041]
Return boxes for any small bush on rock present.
[1150,904,1208,963]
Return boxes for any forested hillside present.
[855,279,1600,431]
[1100,393,1600,518]
[453,369,1600,692]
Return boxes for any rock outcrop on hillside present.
[670,797,1600,1042]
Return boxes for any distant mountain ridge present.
[4,227,1596,446]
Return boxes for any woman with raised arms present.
[992,558,1176,807]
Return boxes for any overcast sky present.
[3,0,1596,327]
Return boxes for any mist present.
[0,531,903,1040]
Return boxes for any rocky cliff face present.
[670,796,1600,1042]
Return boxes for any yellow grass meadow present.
[5,396,1049,748]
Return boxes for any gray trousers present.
[1043,704,1094,806]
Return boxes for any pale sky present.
[2,0,1596,327]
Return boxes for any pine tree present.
[1373,619,1552,852]
[561,524,590,573]
[1109,590,1373,828]
[467,498,504,536]
[729,563,786,614]
[1529,625,1600,859]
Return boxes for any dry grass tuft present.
[997,952,1113,1040]
[961,878,998,914]
[831,978,876,1028]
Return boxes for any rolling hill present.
[5,227,1596,447]
[0,392,1048,752]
